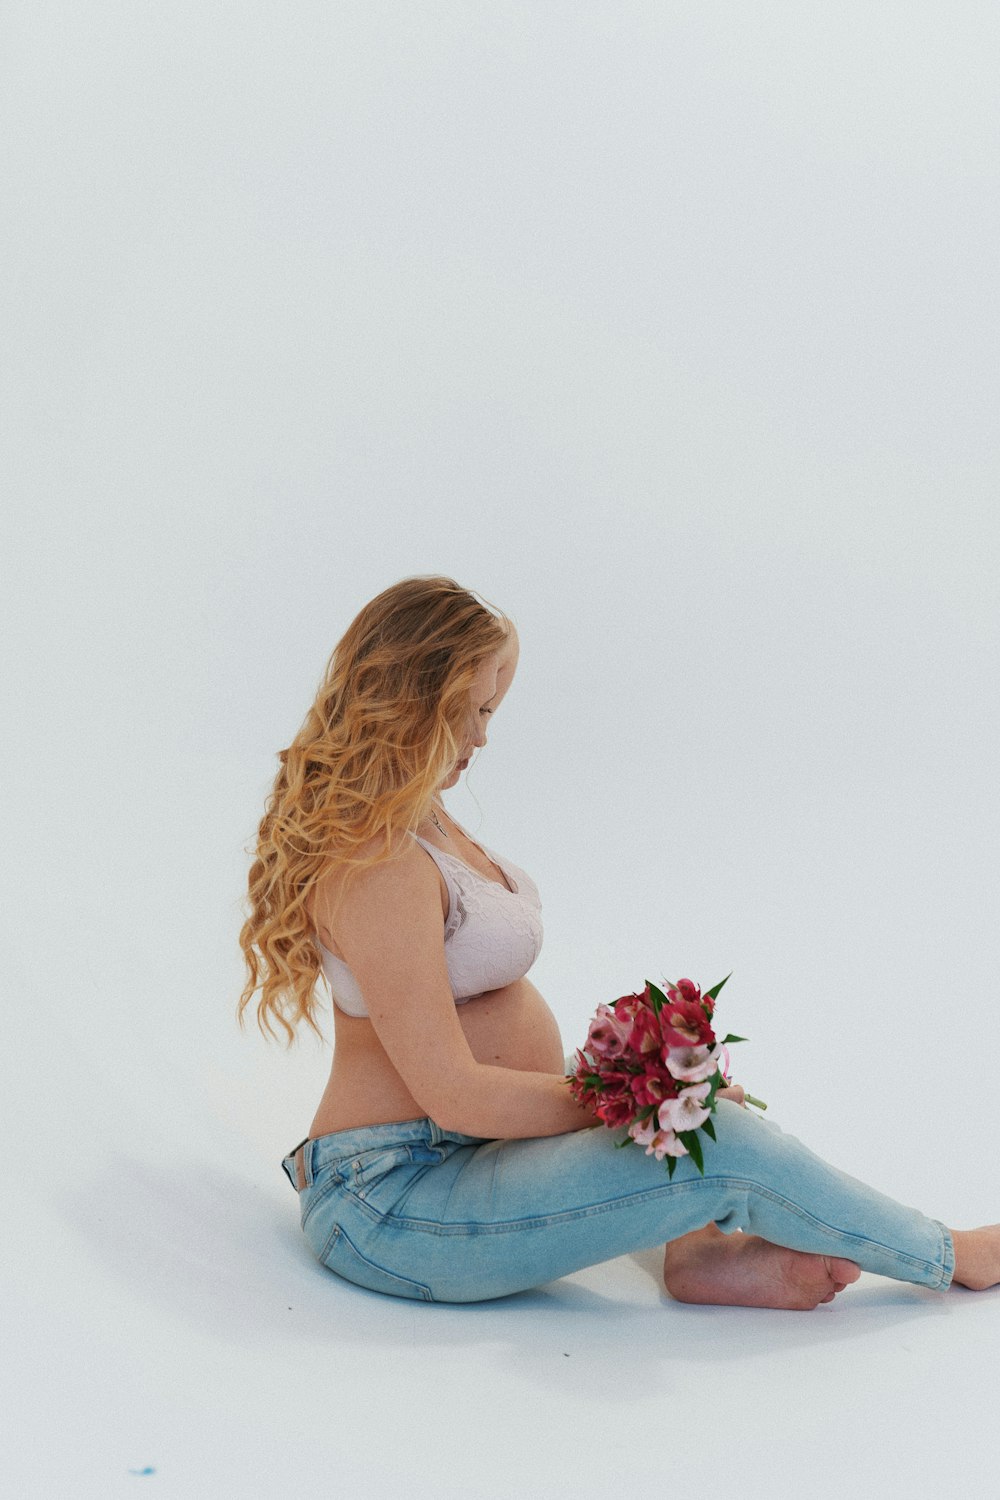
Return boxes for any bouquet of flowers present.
[566,973,766,1177]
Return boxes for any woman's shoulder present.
[308,827,412,905]
[307,828,445,951]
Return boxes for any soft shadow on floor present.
[57,1152,960,1385]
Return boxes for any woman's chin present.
[439,756,470,790]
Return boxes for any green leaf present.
[681,1130,705,1175]
[704,972,732,1002]
[719,1033,748,1046]
[702,1116,717,1142]
[646,980,667,1016]
[666,1155,676,1179]
[705,1070,726,1107]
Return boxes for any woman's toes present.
[815,1256,861,1305]
[827,1256,862,1285]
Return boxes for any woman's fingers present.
[717,1084,747,1108]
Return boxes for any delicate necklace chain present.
[429,805,451,838]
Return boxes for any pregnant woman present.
[238,575,1000,1307]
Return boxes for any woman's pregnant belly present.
[308,977,567,1136]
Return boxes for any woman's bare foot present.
[949,1225,1000,1290]
[663,1223,861,1310]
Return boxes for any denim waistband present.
[280,1116,490,1191]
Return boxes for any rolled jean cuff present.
[930,1219,956,1290]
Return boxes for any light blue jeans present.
[281,1059,954,1304]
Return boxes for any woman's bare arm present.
[318,839,599,1139]
[431,1061,598,1138]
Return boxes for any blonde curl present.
[236,575,513,1047]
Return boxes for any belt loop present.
[281,1136,313,1191]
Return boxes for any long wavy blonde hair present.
[237,575,513,1047]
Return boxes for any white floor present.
[6,1136,999,1500]
[5,844,999,1500]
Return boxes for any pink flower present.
[664,1043,722,1083]
[629,1116,690,1160]
[585,1004,632,1061]
[658,1081,712,1133]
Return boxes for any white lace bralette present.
[314,829,543,1018]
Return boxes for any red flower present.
[588,1065,636,1128]
[627,1005,663,1058]
[612,991,649,1028]
[595,1089,638,1129]
[594,1064,633,1089]
[669,978,703,1005]
[630,1066,677,1109]
[661,997,716,1049]
[615,989,645,1003]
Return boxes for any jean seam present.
[319,1222,341,1262]
[324,1222,434,1301]
[342,1172,949,1279]
[299,1172,343,1231]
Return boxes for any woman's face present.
[438,624,520,791]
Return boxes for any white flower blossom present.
[658,1081,712,1133]
[664,1043,722,1083]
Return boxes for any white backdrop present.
[3,4,998,1497]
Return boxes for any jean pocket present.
[346,1141,447,1210]
[322,1222,434,1302]
[346,1143,419,1186]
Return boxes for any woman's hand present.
[716,1083,747,1108]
